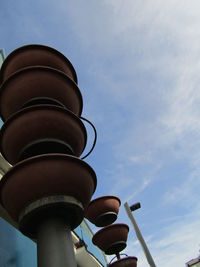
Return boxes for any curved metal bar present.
[80,117,97,159]
[109,253,129,264]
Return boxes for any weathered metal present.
[92,223,129,255]
[0,66,82,121]
[0,44,98,267]
[108,256,138,267]
[0,44,78,83]
[19,195,84,238]
[37,217,77,267]
[0,105,87,164]
[0,154,97,222]
[86,196,121,227]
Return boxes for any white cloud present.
[2,1,200,266]
[98,0,200,198]
[125,208,200,266]
[129,152,152,164]
[41,2,200,265]
[163,160,200,207]
[86,3,200,266]
[154,213,200,266]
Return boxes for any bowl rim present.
[0,105,87,164]
[0,153,97,206]
[108,256,138,266]
[92,223,129,244]
[0,44,78,84]
[88,195,121,207]
[0,65,83,120]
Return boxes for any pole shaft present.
[124,202,156,267]
[37,216,77,267]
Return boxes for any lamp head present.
[130,202,141,212]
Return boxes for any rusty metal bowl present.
[108,257,138,267]
[0,66,82,121]
[92,223,129,255]
[0,105,87,165]
[0,44,78,83]
[0,154,97,222]
[86,196,121,227]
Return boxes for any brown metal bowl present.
[0,105,87,165]
[0,44,77,83]
[92,223,129,255]
[86,196,121,227]
[0,154,97,222]
[109,257,138,267]
[0,66,82,121]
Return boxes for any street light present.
[124,202,156,267]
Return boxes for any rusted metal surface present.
[108,257,138,267]
[92,223,129,255]
[19,195,84,238]
[0,154,97,222]
[0,66,83,121]
[0,44,98,267]
[0,105,87,164]
[86,196,121,227]
[0,44,78,83]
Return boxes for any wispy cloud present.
[129,152,152,164]
[1,1,200,266]
[125,207,200,266]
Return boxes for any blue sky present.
[1,1,200,266]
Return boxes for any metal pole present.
[124,202,156,267]
[0,49,5,60]
[37,216,77,267]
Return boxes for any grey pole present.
[0,49,5,60]
[124,202,156,267]
[37,216,77,267]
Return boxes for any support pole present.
[124,202,156,267]
[37,216,77,267]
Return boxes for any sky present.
[0,0,200,266]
